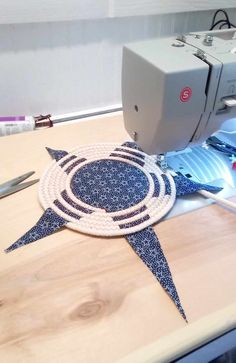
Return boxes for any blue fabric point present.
[174,175,223,196]
[126,226,187,321]
[5,208,67,253]
[46,147,68,161]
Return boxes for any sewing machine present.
[122,29,236,216]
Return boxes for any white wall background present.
[0,5,236,116]
[0,0,236,24]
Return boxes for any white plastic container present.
[0,115,52,136]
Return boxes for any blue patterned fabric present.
[64,158,87,174]
[121,141,143,151]
[110,153,145,167]
[54,199,81,220]
[71,159,149,212]
[61,190,93,214]
[113,205,147,221]
[173,174,222,196]
[46,147,68,161]
[150,173,161,197]
[119,214,150,229]
[161,174,171,195]
[5,208,67,253]
[126,226,186,321]
[60,155,77,167]
[114,147,145,159]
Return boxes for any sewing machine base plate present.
[165,145,236,219]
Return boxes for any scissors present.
[0,171,39,199]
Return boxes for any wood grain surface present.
[0,115,236,363]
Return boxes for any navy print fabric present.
[71,159,149,212]
[61,190,93,214]
[161,174,171,195]
[126,226,187,321]
[113,205,147,221]
[46,147,68,161]
[59,155,77,167]
[121,141,143,151]
[114,147,145,159]
[5,208,67,253]
[110,153,145,167]
[64,158,87,174]
[173,175,222,196]
[150,173,161,197]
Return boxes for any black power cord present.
[210,9,236,30]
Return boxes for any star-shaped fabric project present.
[5,142,222,321]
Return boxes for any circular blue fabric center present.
[70,159,149,212]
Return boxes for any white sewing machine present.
[122,29,236,155]
[122,29,236,216]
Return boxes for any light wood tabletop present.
[0,114,236,363]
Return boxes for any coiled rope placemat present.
[5,141,222,321]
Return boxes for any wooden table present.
[0,115,236,363]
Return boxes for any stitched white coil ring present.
[39,143,176,236]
